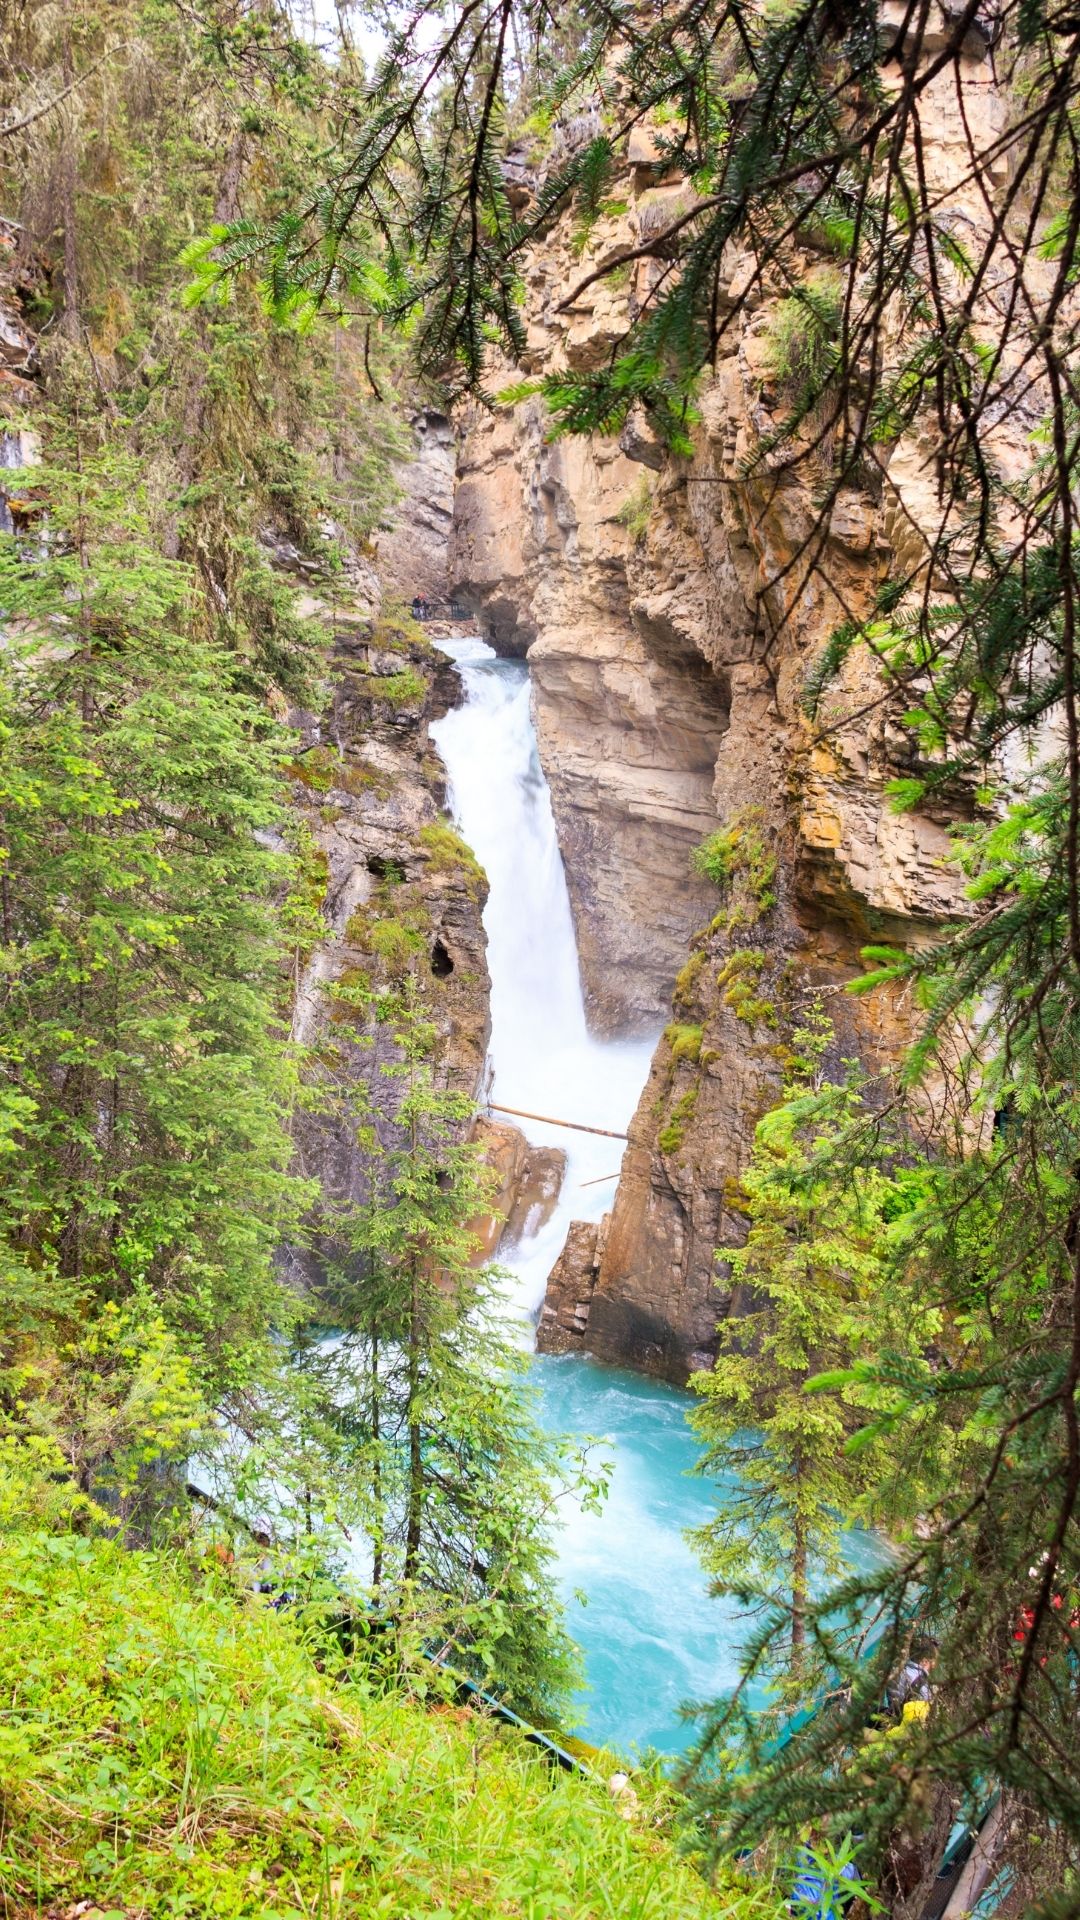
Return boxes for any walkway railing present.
[411,600,474,621]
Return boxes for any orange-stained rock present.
[469,1118,567,1261]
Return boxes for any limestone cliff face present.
[375,410,457,606]
[453,10,1005,1380]
[451,387,727,1033]
[277,571,493,1289]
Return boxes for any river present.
[431,636,750,1757]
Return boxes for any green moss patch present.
[419,819,486,899]
[362,664,427,708]
[664,1021,704,1064]
[659,1085,699,1155]
[717,949,778,1030]
[692,808,777,921]
[673,947,706,1008]
[371,608,433,654]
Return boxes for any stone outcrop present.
[451,383,728,1033]
[463,14,1010,1379]
[0,218,37,409]
[470,1119,567,1260]
[535,1216,607,1355]
[0,219,39,535]
[376,410,457,606]
[279,587,493,1290]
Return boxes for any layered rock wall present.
[452,8,1009,1379]
[451,388,728,1032]
[375,410,457,606]
[279,586,493,1291]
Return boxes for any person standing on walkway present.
[886,1635,939,1718]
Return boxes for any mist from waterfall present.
[430,635,656,1320]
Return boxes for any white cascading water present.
[432,634,753,1757]
[430,636,657,1320]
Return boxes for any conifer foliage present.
[0,425,303,1393]
[691,1010,931,1667]
[0,0,577,1730]
[211,0,1080,1903]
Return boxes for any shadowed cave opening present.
[431,937,454,977]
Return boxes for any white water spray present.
[430,636,657,1321]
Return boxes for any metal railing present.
[410,599,474,621]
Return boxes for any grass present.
[419,819,487,899]
[616,475,654,545]
[284,745,385,798]
[344,892,431,984]
[363,665,427,708]
[0,1523,781,1920]
[762,268,843,396]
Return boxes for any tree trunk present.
[370,1332,383,1593]
[885,1784,959,1920]
[403,1265,423,1584]
[792,1470,808,1663]
[58,1,79,340]
[940,1798,1007,1920]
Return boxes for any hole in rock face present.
[430,937,454,978]
[366,854,394,879]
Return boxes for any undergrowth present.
[0,1523,781,1920]
[419,819,487,898]
[692,810,777,925]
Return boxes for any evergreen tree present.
[0,420,306,1397]
[208,2,1080,1899]
[691,1009,931,1669]
[290,980,587,1721]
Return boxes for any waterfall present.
[432,635,754,1756]
[0,430,23,537]
[430,636,657,1321]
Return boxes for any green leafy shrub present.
[616,475,654,544]
[762,269,843,395]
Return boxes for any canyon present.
[0,6,1003,1391]
[356,0,1009,1382]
